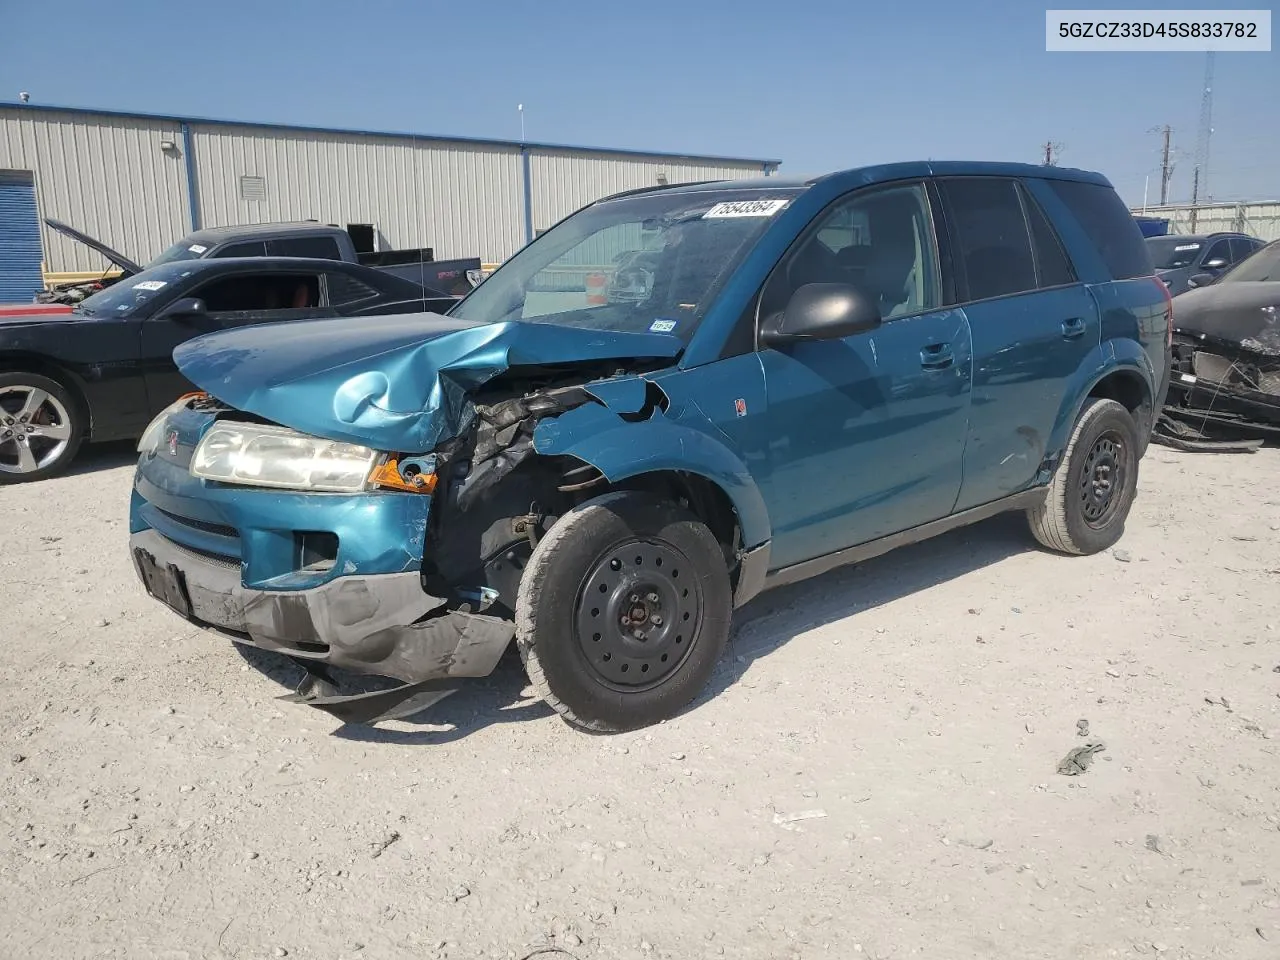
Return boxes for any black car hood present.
[0,310,93,329]
[1174,281,1280,355]
[44,218,143,276]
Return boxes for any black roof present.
[1146,232,1253,243]
[182,221,347,244]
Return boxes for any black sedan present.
[0,256,454,483]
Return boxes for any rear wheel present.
[515,491,732,732]
[1027,398,1140,555]
[0,373,84,484]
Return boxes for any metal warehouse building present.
[0,103,780,300]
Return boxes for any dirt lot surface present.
[2,442,1279,960]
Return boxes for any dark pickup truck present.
[38,219,482,303]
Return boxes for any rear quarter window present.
[1047,180,1153,280]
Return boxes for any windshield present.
[1219,241,1280,283]
[77,262,199,317]
[148,237,212,268]
[450,188,802,338]
[1147,237,1203,270]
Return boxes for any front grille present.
[167,539,242,570]
[156,507,238,540]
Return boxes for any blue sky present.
[1,0,1275,207]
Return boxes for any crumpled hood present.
[174,311,684,452]
[1174,281,1280,355]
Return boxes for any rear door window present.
[1046,180,1152,280]
[271,236,344,260]
[935,177,1037,302]
[1228,237,1258,263]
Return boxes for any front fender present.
[532,402,772,549]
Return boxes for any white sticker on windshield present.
[1175,244,1200,251]
[649,319,677,333]
[188,244,208,254]
[703,199,789,219]
[133,280,168,291]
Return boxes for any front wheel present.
[1027,398,1140,555]
[515,491,732,732]
[0,373,84,484]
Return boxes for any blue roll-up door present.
[0,171,44,303]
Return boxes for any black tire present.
[0,372,84,484]
[1027,398,1140,555]
[515,491,732,732]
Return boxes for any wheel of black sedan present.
[0,372,84,484]
[1027,397,1140,555]
[516,491,732,732]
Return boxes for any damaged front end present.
[1156,332,1280,452]
[130,313,688,723]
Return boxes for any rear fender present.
[1047,339,1157,462]
[532,400,772,549]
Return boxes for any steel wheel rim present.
[1079,429,1127,529]
[0,386,73,474]
[574,538,703,691]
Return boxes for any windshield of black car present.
[449,189,802,338]
[76,263,198,316]
[1220,242,1280,283]
[1147,237,1203,269]
[148,238,212,267]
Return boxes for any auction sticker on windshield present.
[188,244,208,254]
[703,199,789,219]
[133,280,168,291]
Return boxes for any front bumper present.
[132,526,511,675]
[131,529,515,721]
[130,445,516,722]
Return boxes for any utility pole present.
[1041,141,1063,166]
[1190,168,1200,231]
[1159,125,1173,205]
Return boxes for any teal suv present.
[129,161,1171,732]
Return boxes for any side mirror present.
[1202,258,1228,270]
[1187,273,1215,289]
[761,283,881,347]
[162,297,208,321]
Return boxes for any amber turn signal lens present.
[368,459,437,494]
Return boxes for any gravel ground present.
[1,441,1278,960]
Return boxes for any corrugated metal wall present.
[1136,202,1280,242]
[190,124,527,262]
[0,108,190,272]
[0,106,773,272]
[529,150,766,235]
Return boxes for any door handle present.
[1061,317,1087,339]
[919,343,954,370]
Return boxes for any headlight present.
[137,394,201,454]
[190,423,379,492]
